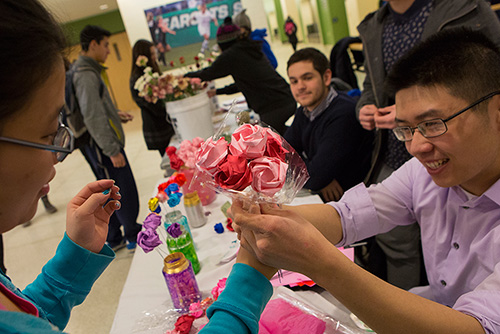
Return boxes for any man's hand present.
[374,105,397,129]
[118,111,134,123]
[207,89,217,98]
[110,153,126,168]
[66,180,121,253]
[320,179,344,202]
[359,104,377,130]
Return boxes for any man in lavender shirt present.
[232,29,500,333]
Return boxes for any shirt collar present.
[451,178,500,207]
[303,86,338,121]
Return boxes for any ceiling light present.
[99,4,109,10]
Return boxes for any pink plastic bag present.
[259,298,326,334]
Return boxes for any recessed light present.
[99,4,109,10]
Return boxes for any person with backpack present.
[72,25,142,251]
[284,16,298,52]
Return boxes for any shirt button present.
[462,206,470,209]
[453,242,459,249]
[441,280,447,286]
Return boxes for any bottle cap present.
[184,191,201,207]
[163,252,189,274]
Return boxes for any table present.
[110,191,366,333]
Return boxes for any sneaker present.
[126,242,137,250]
[108,240,127,252]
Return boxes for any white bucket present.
[166,89,215,141]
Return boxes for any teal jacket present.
[200,263,273,333]
[0,233,114,333]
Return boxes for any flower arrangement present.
[137,172,186,254]
[195,123,309,204]
[133,56,207,103]
[166,137,205,171]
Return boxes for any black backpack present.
[63,64,104,140]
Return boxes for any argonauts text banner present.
[145,0,242,49]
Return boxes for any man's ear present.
[491,94,500,131]
[323,68,332,86]
[88,39,98,51]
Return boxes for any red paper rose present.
[166,146,184,170]
[249,157,288,196]
[214,154,252,191]
[174,315,195,334]
[265,128,288,161]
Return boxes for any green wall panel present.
[62,10,126,46]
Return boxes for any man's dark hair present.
[0,0,66,130]
[386,28,500,104]
[287,48,330,76]
[80,25,111,51]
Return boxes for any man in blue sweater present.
[284,48,373,202]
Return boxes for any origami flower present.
[142,213,161,230]
[211,278,227,301]
[166,183,180,196]
[167,192,182,208]
[173,173,187,186]
[196,137,229,175]
[174,315,195,334]
[229,124,267,159]
[214,154,252,191]
[137,228,162,253]
[167,222,183,238]
[264,128,288,162]
[189,302,204,318]
[249,157,288,197]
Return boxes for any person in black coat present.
[130,40,175,156]
[185,17,296,135]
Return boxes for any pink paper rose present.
[211,278,227,301]
[249,157,288,197]
[214,154,252,191]
[229,124,268,159]
[196,137,229,175]
[264,128,288,162]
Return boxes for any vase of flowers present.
[133,56,215,141]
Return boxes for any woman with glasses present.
[0,0,121,332]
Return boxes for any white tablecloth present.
[110,192,366,334]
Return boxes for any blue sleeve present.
[201,263,273,334]
[260,40,278,69]
[22,233,114,330]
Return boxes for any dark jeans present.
[81,140,142,246]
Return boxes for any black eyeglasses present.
[0,124,74,162]
[393,90,500,142]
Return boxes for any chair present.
[329,36,364,89]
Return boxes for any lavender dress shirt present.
[331,158,500,333]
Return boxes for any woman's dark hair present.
[0,0,66,126]
[131,39,162,79]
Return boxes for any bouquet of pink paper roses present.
[194,123,309,204]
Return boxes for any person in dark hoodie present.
[233,9,278,69]
[184,17,296,135]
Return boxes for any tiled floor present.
[3,40,343,333]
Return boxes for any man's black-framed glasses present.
[393,90,500,142]
[0,124,74,162]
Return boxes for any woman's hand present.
[66,180,121,253]
[233,201,277,280]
